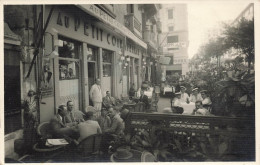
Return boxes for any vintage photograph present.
[3,1,256,163]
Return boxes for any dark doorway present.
[88,62,96,106]
[4,49,21,134]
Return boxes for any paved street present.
[157,94,172,112]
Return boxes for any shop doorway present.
[4,48,21,134]
[88,62,96,106]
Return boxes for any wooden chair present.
[76,134,103,161]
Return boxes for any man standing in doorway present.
[90,78,103,116]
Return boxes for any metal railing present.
[125,112,255,161]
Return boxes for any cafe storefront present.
[41,5,124,121]
[41,5,147,122]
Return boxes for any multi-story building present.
[158,4,189,80]
[4,4,161,159]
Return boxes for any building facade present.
[158,4,189,80]
[4,4,161,158]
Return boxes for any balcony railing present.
[125,112,255,161]
[125,14,142,38]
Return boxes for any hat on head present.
[200,90,207,94]
[180,86,186,90]
[192,88,199,92]
[113,148,133,160]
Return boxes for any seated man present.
[66,100,85,126]
[102,91,116,109]
[172,92,184,114]
[77,111,102,143]
[189,88,203,103]
[105,107,125,136]
[139,90,149,110]
[191,101,210,116]
[49,105,78,139]
[97,108,111,132]
[200,90,212,110]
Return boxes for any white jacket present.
[90,84,102,103]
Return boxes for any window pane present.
[58,38,79,59]
[168,26,174,31]
[102,50,112,63]
[103,64,111,77]
[168,9,173,19]
[59,60,79,80]
[87,46,97,61]
[167,36,178,43]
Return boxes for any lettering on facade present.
[84,22,89,36]
[78,4,147,49]
[64,16,69,28]
[57,13,63,25]
[74,16,80,31]
[57,11,123,48]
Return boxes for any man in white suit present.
[90,78,102,117]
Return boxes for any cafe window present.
[168,26,174,32]
[87,46,98,62]
[102,49,113,77]
[58,36,80,80]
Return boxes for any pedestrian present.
[90,78,103,117]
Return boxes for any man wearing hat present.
[180,86,190,103]
[200,90,212,110]
[190,88,203,103]
[172,91,184,114]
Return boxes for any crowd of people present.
[171,82,212,116]
[48,78,153,152]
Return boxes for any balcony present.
[124,14,142,38]
[156,21,162,33]
[143,29,158,50]
[140,4,162,18]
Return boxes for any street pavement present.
[157,94,172,112]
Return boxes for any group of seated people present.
[172,86,212,115]
[49,100,126,151]
[102,89,150,111]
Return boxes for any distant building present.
[158,4,189,79]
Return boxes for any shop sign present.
[174,58,188,64]
[77,4,147,49]
[159,56,171,65]
[56,11,123,48]
[162,42,187,48]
